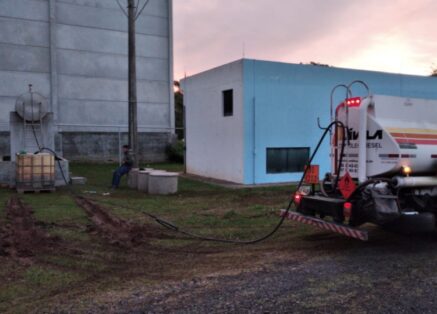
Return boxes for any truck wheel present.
[383,212,436,234]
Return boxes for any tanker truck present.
[282,81,437,240]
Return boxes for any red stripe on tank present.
[396,138,437,145]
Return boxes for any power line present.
[115,0,152,21]
[135,0,151,20]
[116,0,128,17]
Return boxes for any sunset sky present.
[173,0,437,80]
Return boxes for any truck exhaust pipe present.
[392,176,437,188]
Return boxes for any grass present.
[0,162,308,312]
[1,162,436,312]
[0,264,85,310]
[24,266,81,287]
[22,193,88,225]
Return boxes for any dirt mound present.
[75,197,173,248]
[0,196,58,258]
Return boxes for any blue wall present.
[243,59,437,184]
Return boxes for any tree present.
[309,61,330,67]
[174,81,184,140]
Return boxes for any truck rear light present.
[343,202,352,219]
[402,166,412,176]
[345,97,361,107]
[294,193,302,205]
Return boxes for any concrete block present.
[56,0,168,18]
[56,24,168,58]
[9,162,16,187]
[57,99,169,127]
[71,176,87,185]
[55,159,70,187]
[58,75,169,103]
[0,18,49,47]
[57,49,168,81]
[56,0,119,10]
[148,171,178,195]
[0,0,49,22]
[0,71,50,98]
[0,132,10,156]
[56,2,168,37]
[0,161,15,187]
[0,161,11,185]
[0,0,172,165]
[0,45,50,73]
[60,132,170,162]
[0,97,15,125]
[127,168,139,189]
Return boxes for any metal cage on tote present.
[15,153,55,193]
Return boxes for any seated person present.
[111,145,133,189]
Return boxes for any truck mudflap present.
[280,210,369,241]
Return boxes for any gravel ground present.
[75,229,437,314]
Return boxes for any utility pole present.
[127,0,138,168]
[116,0,150,167]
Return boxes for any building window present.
[266,147,310,174]
[223,89,233,116]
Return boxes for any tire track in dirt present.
[74,196,175,248]
[0,196,58,258]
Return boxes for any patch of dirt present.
[75,196,174,248]
[0,196,58,258]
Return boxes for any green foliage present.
[166,140,185,163]
[174,80,184,140]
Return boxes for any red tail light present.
[294,193,302,205]
[343,202,352,219]
[345,97,361,107]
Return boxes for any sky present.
[173,0,437,80]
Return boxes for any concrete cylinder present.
[127,168,139,189]
[137,169,152,193]
[139,167,154,172]
[148,172,179,195]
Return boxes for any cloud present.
[174,0,437,79]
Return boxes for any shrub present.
[166,140,185,163]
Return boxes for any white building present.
[182,59,437,184]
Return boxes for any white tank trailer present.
[293,81,437,238]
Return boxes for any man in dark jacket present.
[111,145,133,189]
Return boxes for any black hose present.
[100,120,348,245]
[346,178,393,202]
[28,109,348,244]
[28,115,70,187]
[30,124,42,151]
